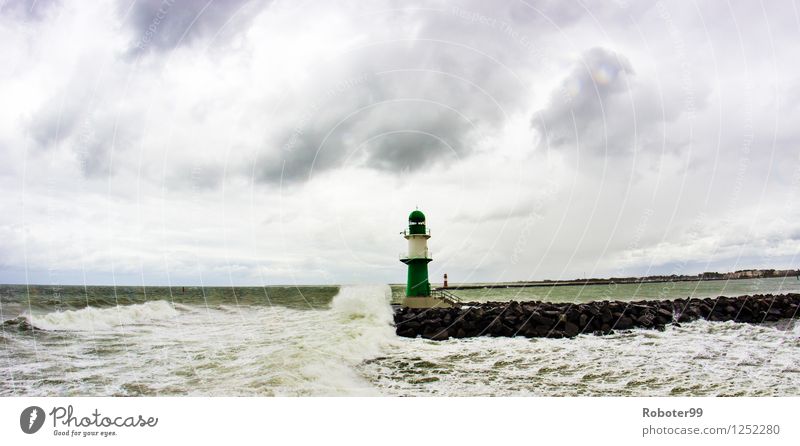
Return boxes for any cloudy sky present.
[1,0,799,286]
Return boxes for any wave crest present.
[20,300,180,331]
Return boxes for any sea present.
[2,277,800,396]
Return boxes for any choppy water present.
[2,280,799,396]
[391,276,800,303]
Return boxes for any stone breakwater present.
[393,293,800,340]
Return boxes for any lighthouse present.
[400,209,449,308]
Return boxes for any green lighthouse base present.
[401,257,432,297]
[401,296,454,309]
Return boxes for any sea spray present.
[288,284,396,395]
[330,284,396,359]
[331,284,393,323]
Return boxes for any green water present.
[5,278,799,313]
[391,277,800,304]
[0,285,339,316]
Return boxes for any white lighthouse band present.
[405,232,431,259]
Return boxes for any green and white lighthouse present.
[400,209,448,308]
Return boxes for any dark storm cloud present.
[250,8,542,185]
[122,0,264,55]
[258,99,478,184]
[26,64,97,154]
[74,114,140,178]
[254,66,494,185]
[363,130,459,172]
[533,46,706,157]
[533,47,637,155]
[27,76,141,178]
[29,102,79,150]
[244,1,662,184]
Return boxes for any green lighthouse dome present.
[408,209,427,235]
[408,209,426,222]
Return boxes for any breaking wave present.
[16,300,181,331]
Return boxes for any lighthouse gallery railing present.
[401,228,431,236]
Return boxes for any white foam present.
[166,284,396,396]
[330,284,396,353]
[331,284,393,324]
[26,300,180,331]
[295,284,397,394]
[361,319,800,396]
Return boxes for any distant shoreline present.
[2,269,798,289]
[438,274,800,291]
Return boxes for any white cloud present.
[1,0,799,285]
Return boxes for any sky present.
[1,0,799,286]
